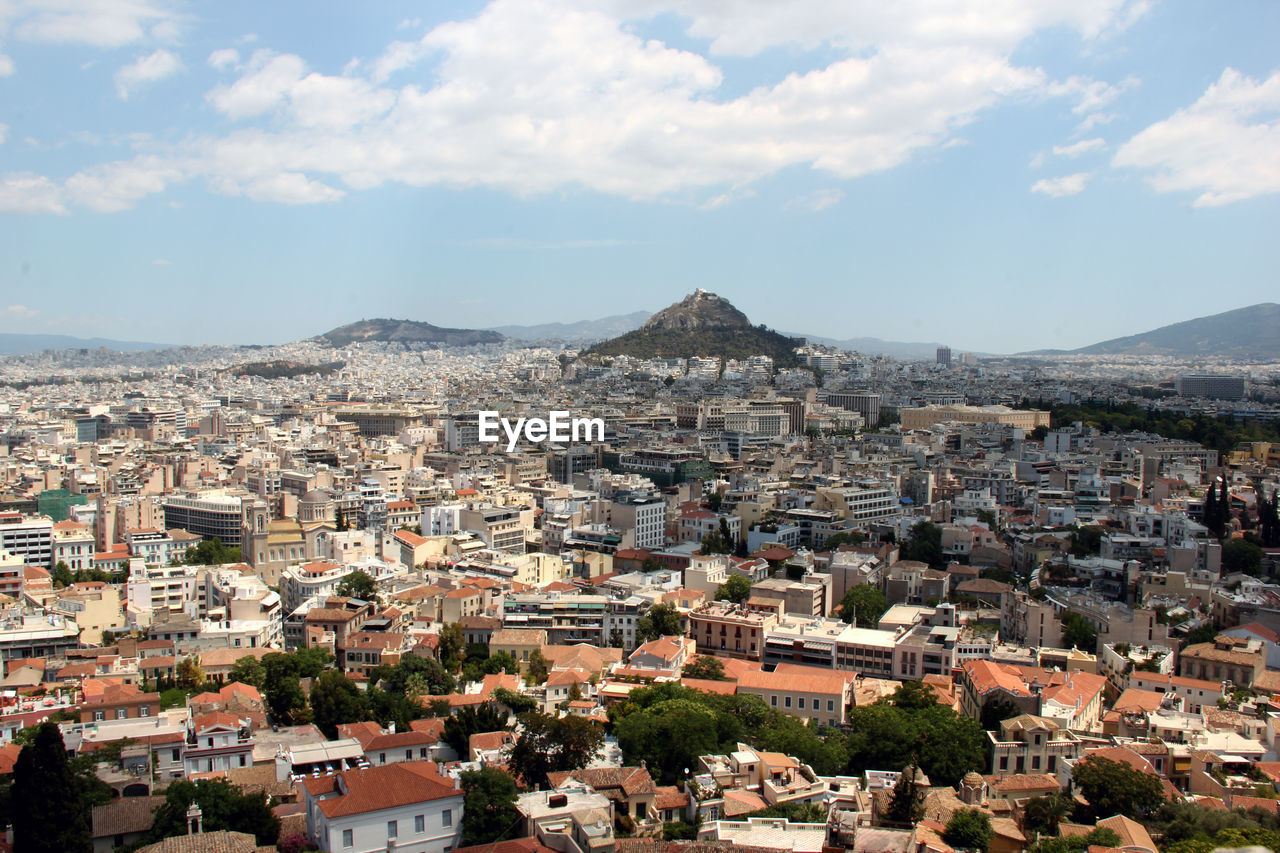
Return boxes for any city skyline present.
[2,0,1278,352]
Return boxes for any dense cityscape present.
[0,288,1278,853]
[3,1,1278,852]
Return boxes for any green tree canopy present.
[838,584,888,627]
[13,723,90,853]
[1060,612,1098,652]
[901,521,943,568]
[230,655,266,688]
[1222,537,1263,575]
[509,712,604,788]
[681,655,728,681]
[147,778,279,846]
[1071,756,1166,822]
[183,537,242,566]
[310,670,366,738]
[716,574,753,603]
[461,767,521,846]
[944,808,994,852]
[636,602,684,643]
[444,703,510,756]
[335,569,377,601]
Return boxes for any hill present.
[0,333,172,356]
[316,318,503,348]
[1027,303,1280,359]
[226,360,345,379]
[491,310,650,342]
[581,290,803,367]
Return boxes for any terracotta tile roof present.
[737,667,849,696]
[192,712,244,731]
[301,761,460,818]
[91,795,166,838]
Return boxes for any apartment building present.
[687,603,777,661]
[987,714,1083,775]
[301,761,463,853]
[0,512,54,567]
[736,666,853,726]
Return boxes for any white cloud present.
[785,188,844,211]
[114,49,182,99]
[6,0,1151,213]
[1052,137,1106,157]
[0,172,67,213]
[208,48,240,71]
[0,124,7,145]
[1031,172,1090,197]
[8,0,182,48]
[0,53,13,76]
[63,157,184,211]
[2,304,39,319]
[1113,68,1280,207]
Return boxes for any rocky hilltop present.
[581,291,802,367]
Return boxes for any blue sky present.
[1,0,1277,353]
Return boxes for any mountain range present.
[0,332,172,356]
[489,311,651,341]
[1,302,1275,360]
[1025,303,1280,359]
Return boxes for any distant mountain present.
[581,290,803,366]
[316,318,503,348]
[784,332,948,360]
[1025,303,1280,359]
[0,333,171,356]
[491,311,651,342]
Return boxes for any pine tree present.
[1204,482,1223,539]
[13,723,90,853]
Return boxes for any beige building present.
[490,628,549,670]
[901,405,1050,431]
[735,665,853,726]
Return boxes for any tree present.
[509,712,604,788]
[176,657,206,690]
[461,767,521,845]
[681,655,728,681]
[844,693,987,787]
[716,574,753,604]
[980,697,1022,732]
[837,584,888,627]
[147,778,279,846]
[310,671,367,738]
[901,521,943,568]
[1222,538,1263,575]
[51,560,73,588]
[701,519,733,555]
[183,537,241,566]
[614,697,727,784]
[1060,612,1098,652]
[437,622,466,671]
[636,602,683,642]
[335,569,377,601]
[1022,792,1073,837]
[230,655,266,688]
[944,808,994,852]
[1028,828,1122,853]
[1071,756,1165,821]
[377,654,455,697]
[525,649,550,685]
[444,704,510,756]
[884,766,925,826]
[335,505,348,531]
[13,723,90,853]
[822,531,867,550]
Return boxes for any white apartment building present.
[0,512,54,567]
[301,761,464,853]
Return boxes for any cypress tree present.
[13,723,90,853]
[1204,485,1220,538]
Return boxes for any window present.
[415,815,426,834]
[770,695,777,707]
[342,829,353,848]
[139,705,150,716]
[797,698,805,709]
[172,749,181,762]
[406,749,413,760]
[827,700,834,712]
[380,752,386,764]
[388,820,398,839]
[999,756,1008,771]
[784,696,792,708]
[442,809,453,827]
[116,708,128,719]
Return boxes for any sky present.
[1,0,1278,354]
